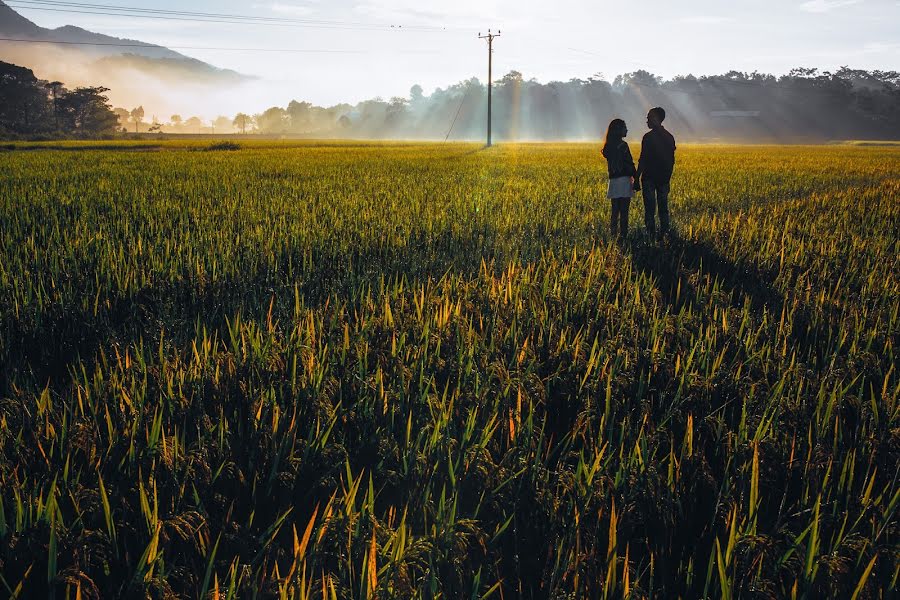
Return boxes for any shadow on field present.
[0,224,509,391]
[2,223,848,391]
[628,234,782,312]
[628,233,843,367]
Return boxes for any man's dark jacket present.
[637,126,676,183]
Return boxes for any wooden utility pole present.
[478,29,500,147]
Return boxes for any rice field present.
[0,140,898,598]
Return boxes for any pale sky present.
[12,0,900,109]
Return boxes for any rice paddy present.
[0,140,897,598]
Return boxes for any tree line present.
[0,61,118,137]
[0,61,236,137]
[242,68,900,142]
[2,58,899,141]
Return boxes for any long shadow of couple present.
[625,230,840,369]
[626,231,780,311]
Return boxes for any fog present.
[2,38,898,141]
[236,69,900,142]
[0,40,264,122]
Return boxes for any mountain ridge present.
[0,0,246,78]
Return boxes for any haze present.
[6,0,899,121]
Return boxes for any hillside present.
[0,0,246,81]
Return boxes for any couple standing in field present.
[601,107,676,242]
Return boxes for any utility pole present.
[478,29,500,147]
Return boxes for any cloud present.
[270,3,318,16]
[677,16,735,25]
[799,0,863,13]
[351,0,537,29]
[862,41,900,53]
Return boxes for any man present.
[635,107,676,239]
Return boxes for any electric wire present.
[10,0,456,30]
[444,88,471,141]
[6,0,461,32]
[0,36,444,54]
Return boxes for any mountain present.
[0,0,246,81]
[0,0,42,37]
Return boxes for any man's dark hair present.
[649,106,666,123]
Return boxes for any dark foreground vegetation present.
[0,142,897,598]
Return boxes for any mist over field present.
[238,69,899,142]
[0,39,255,118]
[5,48,899,141]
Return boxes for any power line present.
[0,36,442,55]
[7,5,433,31]
[444,87,471,142]
[7,0,459,32]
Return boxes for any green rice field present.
[0,141,897,598]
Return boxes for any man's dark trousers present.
[642,178,670,237]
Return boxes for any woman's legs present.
[610,198,630,241]
[610,199,621,238]
[618,198,630,240]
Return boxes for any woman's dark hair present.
[602,118,626,156]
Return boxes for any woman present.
[601,118,636,242]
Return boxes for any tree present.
[233,113,252,134]
[410,84,424,104]
[287,101,313,133]
[130,106,144,133]
[255,107,288,134]
[213,115,232,134]
[170,114,182,130]
[614,70,662,90]
[57,87,118,135]
[46,81,64,130]
[113,107,130,131]
[0,61,51,134]
[184,116,203,133]
[386,97,408,127]
[499,71,524,86]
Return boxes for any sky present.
[10,0,900,111]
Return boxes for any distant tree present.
[255,107,288,133]
[499,71,524,86]
[129,106,144,133]
[386,96,408,127]
[409,84,424,104]
[286,100,313,133]
[113,107,130,130]
[0,61,51,134]
[233,112,252,134]
[213,115,232,134]
[614,70,662,90]
[58,87,118,135]
[45,81,64,130]
[170,114,182,129]
[184,116,203,133]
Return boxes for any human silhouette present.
[635,107,676,239]
[601,118,636,242]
